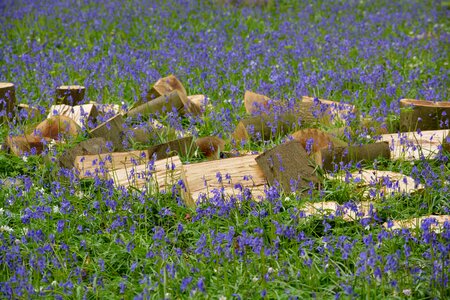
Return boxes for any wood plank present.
[380,129,450,160]
[302,201,373,222]
[109,155,183,193]
[48,104,98,128]
[181,154,266,206]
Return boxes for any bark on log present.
[17,104,42,120]
[255,140,318,194]
[6,135,47,156]
[302,96,357,125]
[244,91,270,115]
[33,115,81,140]
[127,91,184,119]
[195,136,226,160]
[58,137,108,169]
[148,136,194,160]
[290,128,347,153]
[0,82,16,122]
[89,114,124,151]
[55,85,85,106]
[400,99,450,132]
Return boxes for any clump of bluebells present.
[1,0,450,298]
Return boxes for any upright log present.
[0,82,16,122]
[127,91,184,119]
[400,99,450,132]
[55,85,85,106]
[89,114,124,151]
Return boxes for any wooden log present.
[127,91,184,118]
[302,96,357,125]
[59,137,108,169]
[109,155,183,193]
[195,136,226,159]
[17,104,42,120]
[314,142,391,171]
[90,102,122,117]
[89,114,124,151]
[148,136,194,160]
[47,104,98,128]
[33,115,81,140]
[303,201,373,222]
[55,85,85,106]
[6,134,47,156]
[400,99,450,132]
[383,215,450,232]
[290,128,347,153]
[0,82,16,122]
[255,140,318,194]
[146,74,187,102]
[244,91,270,115]
[380,129,450,160]
[444,132,450,152]
[181,154,266,206]
[187,94,209,113]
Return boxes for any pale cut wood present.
[0,82,16,122]
[302,96,357,125]
[55,85,85,106]
[384,215,450,233]
[303,201,373,222]
[127,91,184,118]
[48,104,98,128]
[290,128,347,153]
[195,136,226,160]
[109,155,183,193]
[380,129,450,161]
[181,154,266,206]
[187,94,209,113]
[89,114,124,151]
[75,150,149,178]
[244,91,270,115]
[59,137,108,169]
[400,99,450,132]
[33,115,81,140]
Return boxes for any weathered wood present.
[127,91,184,118]
[90,102,122,117]
[17,104,42,120]
[380,129,450,160]
[59,137,108,169]
[89,114,124,151]
[314,142,390,171]
[187,94,208,113]
[255,140,318,194]
[0,82,16,122]
[400,99,450,132]
[109,155,183,193]
[195,136,226,159]
[48,104,98,128]
[55,85,85,106]
[290,128,347,153]
[303,201,373,221]
[181,154,266,206]
[75,149,149,178]
[6,134,47,156]
[384,215,450,232]
[148,136,194,160]
[244,91,270,115]
[302,96,357,125]
[444,132,450,152]
[146,74,187,102]
[33,115,81,140]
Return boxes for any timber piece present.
[187,94,209,113]
[0,82,16,122]
[6,134,47,156]
[17,104,42,120]
[244,91,270,115]
[255,140,318,194]
[181,154,266,206]
[444,133,450,152]
[302,96,357,125]
[58,137,108,169]
[314,142,390,172]
[383,215,450,232]
[195,136,226,160]
[74,149,149,178]
[380,129,450,161]
[399,99,450,132]
[127,91,184,119]
[47,104,98,128]
[109,155,183,193]
[303,201,373,222]
[55,85,85,106]
[290,128,347,153]
[89,114,124,151]
[146,74,187,102]
[148,136,194,160]
[33,115,81,140]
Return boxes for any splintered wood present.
[181,155,266,206]
[380,129,450,160]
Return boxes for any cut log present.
[17,104,42,120]
[290,128,347,153]
[384,215,450,233]
[146,74,187,102]
[195,136,226,159]
[89,114,124,151]
[90,102,122,117]
[303,201,373,222]
[302,96,357,125]
[33,115,81,140]
[181,154,266,206]
[55,85,85,106]
[314,142,391,171]
[127,91,184,119]
[109,155,183,193]
[380,129,450,160]
[47,104,98,128]
[58,137,108,169]
[255,140,318,194]
[6,134,47,156]
[244,91,270,115]
[187,94,209,113]
[75,149,149,178]
[148,136,194,160]
[444,132,450,152]
[0,82,16,122]
[399,99,450,132]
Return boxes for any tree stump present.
[127,91,184,119]
[400,99,450,132]
[55,85,85,106]
[244,91,270,115]
[89,114,124,151]
[195,136,226,160]
[0,82,16,123]
[59,137,108,169]
[255,140,318,194]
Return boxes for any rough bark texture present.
[0,82,16,123]
[147,136,194,160]
[400,99,450,132]
[127,91,184,118]
[89,114,124,151]
[55,85,85,106]
[59,137,108,169]
[302,96,357,125]
[195,136,226,159]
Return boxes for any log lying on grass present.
[34,115,81,140]
[383,215,450,233]
[59,137,108,169]
[17,104,42,120]
[400,99,450,132]
[314,142,390,172]
[255,140,318,194]
[148,136,194,160]
[195,136,226,160]
[290,128,347,153]
[303,201,373,222]
[55,85,85,106]
[47,104,98,128]
[89,114,124,151]
[6,134,48,156]
[244,91,270,115]
[181,154,266,206]
[0,82,16,122]
[302,96,357,125]
[187,94,209,113]
[127,91,184,119]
